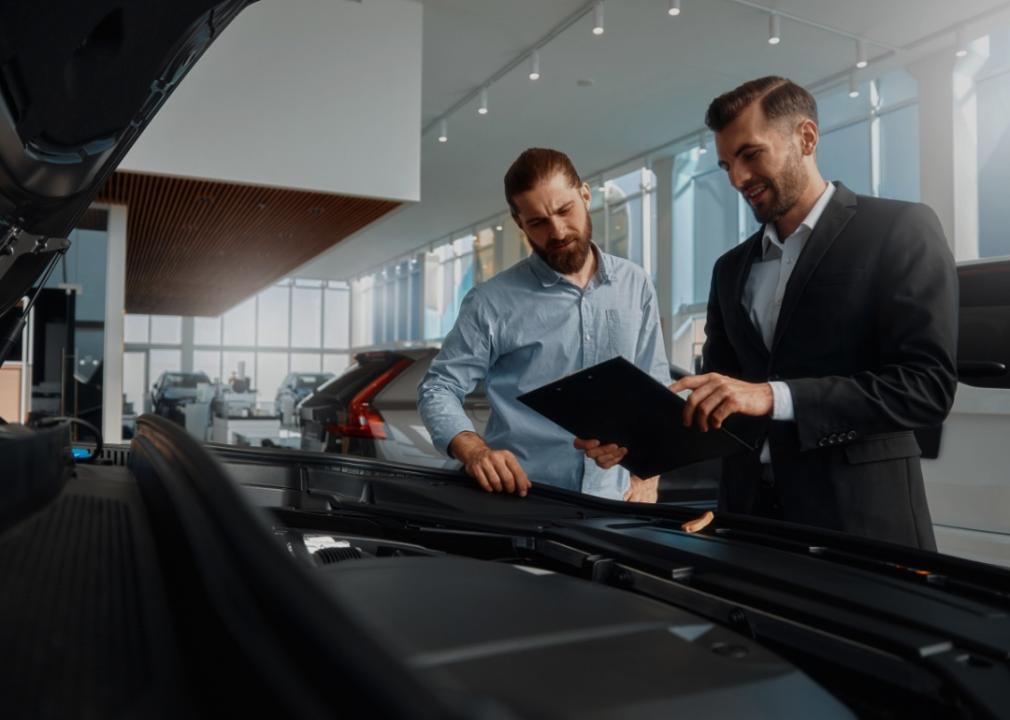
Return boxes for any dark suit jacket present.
[702,182,958,550]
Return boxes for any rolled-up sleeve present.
[417,288,493,455]
[636,279,671,386]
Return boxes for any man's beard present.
[530,212,593,275]
[745,144,807,225]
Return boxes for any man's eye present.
[745,151,760,161]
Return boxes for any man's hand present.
[669,373,773,431]
[681,511,715,533]
[573,437,627,469]
[449,431,531,497]
[624,474,658,503]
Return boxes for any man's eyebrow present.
[718,143,761,170]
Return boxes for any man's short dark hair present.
[504,148,582,217]
[705,76,818,132]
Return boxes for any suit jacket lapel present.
[770,182,858,355]
[732,231,770,362]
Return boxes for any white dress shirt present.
[742,182,836,462]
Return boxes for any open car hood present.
[0,0,255,319]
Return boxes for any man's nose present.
[730,164,750,192]
[547,216,566,238]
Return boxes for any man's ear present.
[580,181,592,208]
[798,118,819,156]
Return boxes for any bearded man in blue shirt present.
[418,148,670,502]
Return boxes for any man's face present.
[512,172,593,274]
[714,102,811,225]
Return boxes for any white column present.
[653,157,675,356]
[181,317,194,372]
[102,204,128,443]
[910,46,986,260]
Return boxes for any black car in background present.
[299,348,489,469]
[151,370,210,420]
[274,371,333,426]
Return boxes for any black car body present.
[2,2,1010,719]
[150,370,211,419]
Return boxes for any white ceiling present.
[296,0,1010,280]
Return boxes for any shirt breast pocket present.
[605,308,641,360]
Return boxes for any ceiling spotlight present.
[848,74,860,99]
[495,224,503,232]
[852,38,868,68]
[438,119,448,143]
[668,0,681,16]
[955,26,968,58]
[592,1,604,35]
[768,13,781,45]
[698,132,708,155]
[478,87,488,115]
[529,50,541,80]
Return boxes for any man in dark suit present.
[584,77,957,549]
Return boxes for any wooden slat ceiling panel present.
[95,171,400,317]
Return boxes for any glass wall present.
[346,69,922,363]
[978,28,1010,259]
[124,279,352,409]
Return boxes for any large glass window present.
[194,316,221,346]
[324,287,350,349]
[978,54,1010,259]
[323,353,350,376]
[291,286,322,348]
[256,351,288,399]
[290,352,322,372]
[192,350,222,383]
[819,121,872,195]
[223,297,256,346]
[150,315,182,345]
[878,104,920,202]
[123,351,146,416]
[149,349,182,388]
[124,314,149,344]
[257,285,290,347]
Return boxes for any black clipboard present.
[517,357,766,478]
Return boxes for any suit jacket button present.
[828,433,839,444]
[847,431,857,440]
[818,438,828,447]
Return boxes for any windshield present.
[163,373,210,389]
[295,373,332,389]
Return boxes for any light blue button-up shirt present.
[418,245,670,500]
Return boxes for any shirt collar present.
[528,242,611,288]
[761,181,836,257]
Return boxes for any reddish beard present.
[530,213,593,274]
